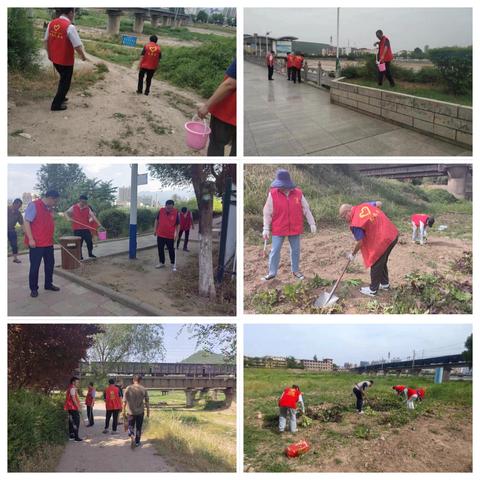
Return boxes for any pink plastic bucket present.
[378,62,386,72]
[98,230,107,241]
[184,117,211,150]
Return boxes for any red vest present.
[293,55,304,69]
[271,187,304,237]
[350,203,398,268]
[379,35,393,62]
[64,384,79,411]
[407,388,419,399]
[393,385,406,393]
[278,387,302,408]
[85,386,95,406]
[266,53,274,66]
[71,204,91,231]
[411,214,429,227]
[105,385,122,411]
[179,211,193,230]
[48,17,75,66]
[210,74,236,126]
[140,42,161,70]
[287,54,294,68]
[25,199,55,247]
[156,207,178,239]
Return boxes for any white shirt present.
[44,15,83,48]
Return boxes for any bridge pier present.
[442,367,452,382]
[224,387,235,407]
[133,12,146,34]
[150,15,159,28]
[185,388,199,408]
[447,165,471,200]
[106,9,122,35]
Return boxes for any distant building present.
[244,355,287,368]
[359,361,370,367]
[301,358,333,371]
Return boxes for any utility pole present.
[129,164,138,259]
[335,7,340,77]
[412,350,416,370]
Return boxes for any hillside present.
[181,351,231,364]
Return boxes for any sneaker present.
[261,274,276,281]
[13,258,21,263]
[155,263,165,269]
[89,254,97,258]
[360,286,377,296]
[358,411,364,415]
[172,266,177,272]
[183,248,189,252]
[379,283,390,290]
[136,90,142,94]
[102,429,109,434]
[44,285,60,292]
[293,272,305,280]
[69,436,75,441]
[74,437,83,442]
[135,441,141,447]
[130,435,135,449]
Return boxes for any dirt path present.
[8,52,207,156]
[56,402,173,472]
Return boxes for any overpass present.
[354,164,472,200]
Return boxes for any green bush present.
[8,8,39,71]
[425,189,458,204]
[137,208,157,233]
[428,47,472,95]
[341,65,362,79]
[8,389,66,472]
[98,208,129,238]
[415,66,441,83]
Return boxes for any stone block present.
[381,109,413,127]
[396,104,414,117]
[347,92,370,104]
[380,100,396,111]
[339,97,358,109]
[433,124,456,140]
[358,103,381,116]
[434,114,472,133]
[368,97,382,107]
[458,106,473,122]
[413,118,434,133]
[359,87,383,99]
[338,82,358,93]
[334,88,350,98]
[382,91,414,106]
[411,108,434,123]
[456,131,473,146]
[413,97,438,112]
[435,102,458,117]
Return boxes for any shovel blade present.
[314,292,339,308]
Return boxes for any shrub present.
[428,47,472,95]
[425,189,458,204]
[136,208,157,233]
[8,8,39,71]
[415,66,441,83]
[341,65,361,79]
[98,208,129,238]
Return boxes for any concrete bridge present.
[355,164,472,200]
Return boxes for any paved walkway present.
[244,62,470,156]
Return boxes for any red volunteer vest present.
[266,54,274,66]
[411,214,429,227]
[271,187,304,237]
[179,212,193,230]
[379,35,393,62]
[393,385,406,393]
[156,207,178,239]
[25,199,55,247]
[407,388,419,399]
[64,384,79,411]
[278,387,302,408]
[48,17,75,66]
[105,385,122,411]
[85,386,95,406]
[209,74,236,126]
[287,54,294,68]
[71,204,91,231]
[350,203,398,268]
[140,42,161,70]
[293,55,304,69]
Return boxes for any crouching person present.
[406,387,425,410]
[411,214,434,245]
[278,384,304,433]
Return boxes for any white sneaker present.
[360,286,377,296]
[155,263,165,269]
[358,411,364,415]
[379,283,390,290]
[172,265,177,272]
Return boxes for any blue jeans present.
[269,235,300,276]
[279,407,297,432]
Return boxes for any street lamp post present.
[129,164,138,259]
[336,7,341,77]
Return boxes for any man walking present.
[293,52,304,84]
[137,35,161,96]
[374,29,395,87]
[411,213,435,245]
[154,200,179,271]
[64,376,82,441]
[103,379,122,435]
[65,195,102,260]
[23,190,61,298]
[85,382,96,427]
[44,8,87,111]
[286,52,294,81]
[177,207,194,252]
[278,384,305,433]
[266,50,275,80]
[262,169,316,282]
[123,375,150,449]
[352,379,374,414]
[339,202,399,296]
[8,198,24,264]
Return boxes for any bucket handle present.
[191,114,208,134]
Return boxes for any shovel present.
[314,258,351,308]
[262,239,268,258]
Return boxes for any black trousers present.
[267,65,274,80]
[52,64,73,109]
[287,66,293,80]
[292,68,298,84]
[207,115,236,157]
[177,229,190,250]
[73,229,94,258]
[8,230,18,254]
[105,409,120,431]
[86,405,94,426]
[138,68,155,94]
[29,246,54,292]
[157,236,175,265]
[68,410,80,439]
[378,61,395,87]
[296,67,302,83]
[128,413,145,443]
[353,388,363,412]
[370,236,398,292]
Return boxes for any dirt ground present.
[8,52,209,156]
[244,229,472,314]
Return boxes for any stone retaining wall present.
[330,80,472,148]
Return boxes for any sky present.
[244,324,471,365]
[245,8,472,51]
[7,164,194,201]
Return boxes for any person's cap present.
[271,169,295,189]
[45,190,60,198]
[79,194,88,200]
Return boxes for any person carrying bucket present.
[23,190,61,298]
[65,195,102,260]
[262,169,316,282]
[154,200,180,271]
[339,202,399,297]
[374,29,395,87]
[406,387,425,410]
[197,58,236,156]
[411,213,435,245]
[278,385,305,433]
[137,35,161,96]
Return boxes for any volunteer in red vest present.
[65,195,102,260]
[177,206,194,252]
[266,50,275,81]
[406,387,425,410]
[339,202,399,296]
[103,378,123,434]
[411,213,435,245]
[262,169,316,282]
[197,58,236,156]
[286,52,295,81]
[374,29,395,87]
[278,385,305,433]
[392,385,408,399]
[85,382,96,427]
[154,199,180,271]
[64,376,83,441]
[23,190,60,298]
[137,35,161,96]
[292,52,304,84]
[44,8,87,111]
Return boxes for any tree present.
[462,334,472,367]
[210,13,224,25]
[181,324,236,361]
[148,164,236,299]
[8,324,100,392]
[196,10,208,23]
[8,8,39,71]
[286,356,300,369]
[412,47,424,59]
[88,325,165,376]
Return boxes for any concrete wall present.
[330,80,472,148]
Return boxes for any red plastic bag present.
[285,440,311,458]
